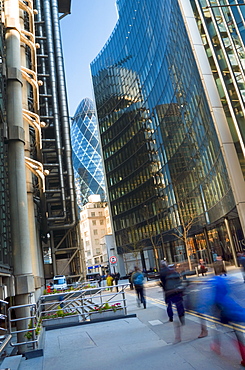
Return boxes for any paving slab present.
[17,267,245,370]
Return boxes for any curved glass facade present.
[91,0,238,266]
[190,0,245,177]
[71,98,106,208]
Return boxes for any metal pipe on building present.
[4,0,34,352]
[51,0,76,226]
[43,0,67,218]
[35,0,51,124]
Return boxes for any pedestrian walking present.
[200,275,245,367]
[160,261,185,342]
[213,256,227,276]
[131,266,146,309]
[128,271,134,290]
[114,272,120,292]
[160,261,185,324]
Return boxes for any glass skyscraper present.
[189,0,245,175]
[91,0,243,270]
[71,98,106,209]
[182,0,245,238]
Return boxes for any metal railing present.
[8,303,38,349]
[1,283,129,351]
[0,299,11,354]
[38,283,130,322]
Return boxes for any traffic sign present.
[109,255,117,264]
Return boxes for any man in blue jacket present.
[131,266,146,309]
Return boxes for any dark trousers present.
[135,285,146,308]
[165,294,184,319]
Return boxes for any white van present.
[53,275,67,291]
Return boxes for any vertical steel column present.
[224,218,238,267]
[5,0,34,352]
[51,0,76,226]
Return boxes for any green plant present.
[41,310,76,320]
[24,330,33,340]
[90,302,122,313]
[43,287,76,295]
[24,318,42,340]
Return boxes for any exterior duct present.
[43,0,67,219]
[50,0,76,227]
[35,0,84,278]
[5,0,36,351]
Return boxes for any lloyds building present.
[91,0,245,273]
[0,0,84,331]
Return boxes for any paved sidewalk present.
[16,267,245,370]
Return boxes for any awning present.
[88,265,101,270]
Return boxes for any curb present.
[44,313,137,331]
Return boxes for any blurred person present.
[182,278,208,339]
[212,251,218,262]
[131,266,146,309]
[128,271,134,290]
[114,272,120,292]
[58,294,64,309]
[213,256,227,276]
[96,274,102,287]
[106,273,114,291]
[160,261,185,343]
[199,275,245,367]
[160,261,185,324]
[198,259,207,276]
[237,252,245,283]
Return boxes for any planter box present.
[42,314,80,327]
[90,310,124,321]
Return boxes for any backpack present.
[164,270,182,292]
[133,272,144,286]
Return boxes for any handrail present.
[38,283,130,322]
[8,303,38,349]
[0,299,10,354]
[41,281,99,314]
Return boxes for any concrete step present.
[1,354,22,370]
[65,299,99,315]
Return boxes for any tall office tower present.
[71,98,106,209]
[80,194,112,276]
[91,0,244,274]
[180,0,245,242]
[0,0,84,345]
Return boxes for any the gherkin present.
[71,98,106,209]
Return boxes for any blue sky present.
[60,1,118,117]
